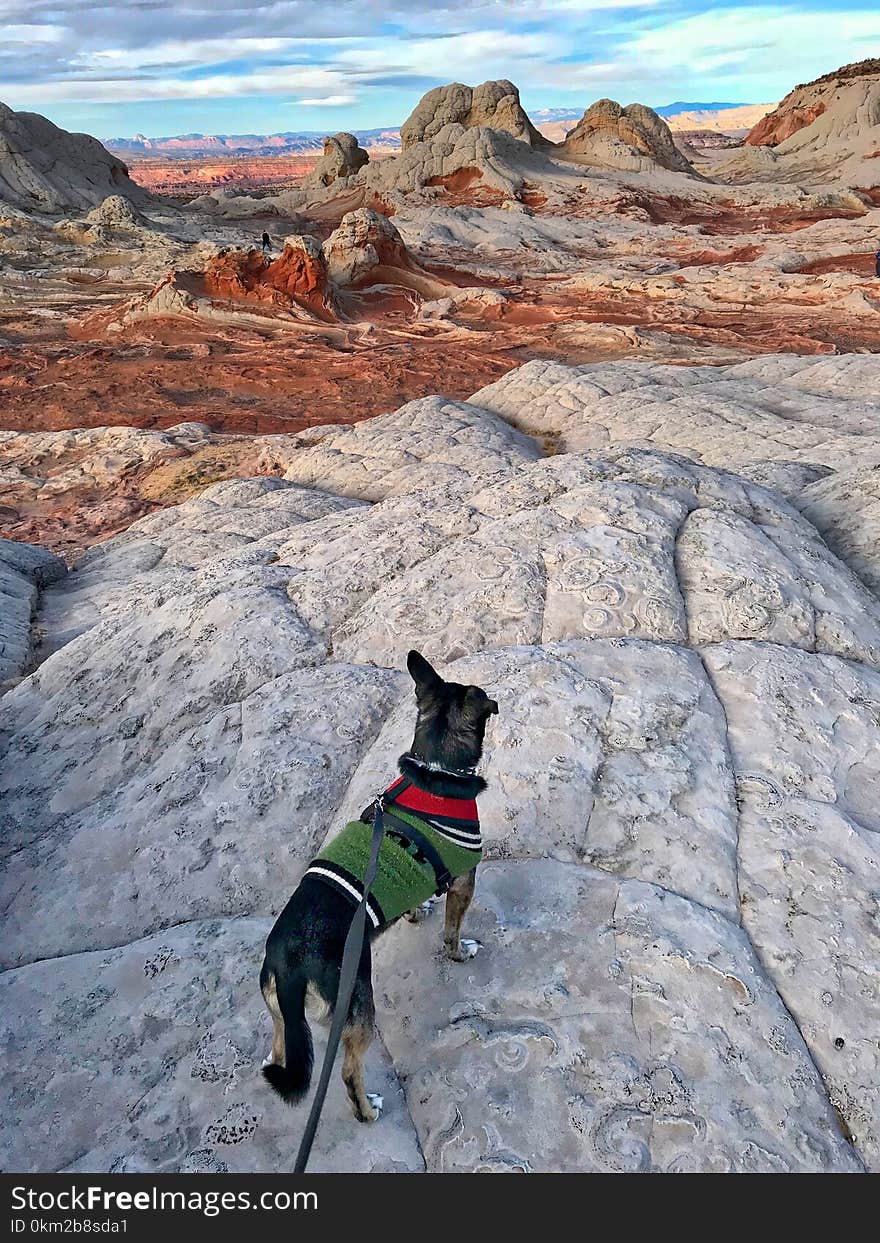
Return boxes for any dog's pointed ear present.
[407,650,442,695]
[463,686,499,722]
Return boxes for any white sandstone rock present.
[0,102,150,213]
[1,358,877,1173]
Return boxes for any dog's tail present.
[261,962,313,1104]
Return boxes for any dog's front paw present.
[358,1093,383,1123]
[404,896,440,924]
[447,938,481,962]
[261,1054,275,1068]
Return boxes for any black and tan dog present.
[260,650,497,1123]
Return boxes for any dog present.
[260,649,498,1123]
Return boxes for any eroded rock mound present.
[323,208,414,286]
[204,235,337,319]
[562,99,697,175]
[0,101,150,213]
[84,194,147,230]
[114,211,481,328]
[400,79,547,149]
[361,124,551,202]
[306,132,369,187]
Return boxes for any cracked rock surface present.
[1,358,878,1172]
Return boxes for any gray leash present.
[293,798,387,1174]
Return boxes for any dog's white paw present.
[366,1093,384,1117]
[460,939,481,960]
[405,896,440,924]
[261,1055,274,1068]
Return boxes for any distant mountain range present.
[531,101,747,123]
[653,101,747,117]
[104,103,760,160]
[105,128,402,158]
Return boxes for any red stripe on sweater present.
[384,775,478,823]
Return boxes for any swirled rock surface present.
[0,537,65,688]
[1,357,878,1173]
[798,466,880,594]
[470,354,880,471]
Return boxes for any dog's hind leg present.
[260,961,286,1067]
[444,868,479,962]
[342,1022,382,1123]
[341,964,382,1123]
[260,959,313,1103]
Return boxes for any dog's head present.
[406,649,498,775]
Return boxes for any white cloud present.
[5,65,345,104]
[296,95,356,106]
[547,6,880,103]
[622,6,880,79]
[2,0,875,126]
[4,22,64,42]
[3,24,566,105]
[74,36,361,72]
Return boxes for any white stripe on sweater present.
[304,866,381,928]
[426,820,483,850]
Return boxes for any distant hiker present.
[875,249,880,278]
[262,231,271,255]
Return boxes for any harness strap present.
[358,777,411,825]
[293,800,387,1175]
[382,807,453,896]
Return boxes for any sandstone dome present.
[561,99,697,175]
[1,355,877,1173]
[0,101,151,213]
[360,122,549,201]
[400,79,548,150]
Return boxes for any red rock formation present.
[745,103,827,147]
[264,240,334,315]
[424,168,507,207]
[203,248,271,300]
[797,251,876,276]
[203,237,338,319]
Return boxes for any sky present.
[1,0,879,139]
